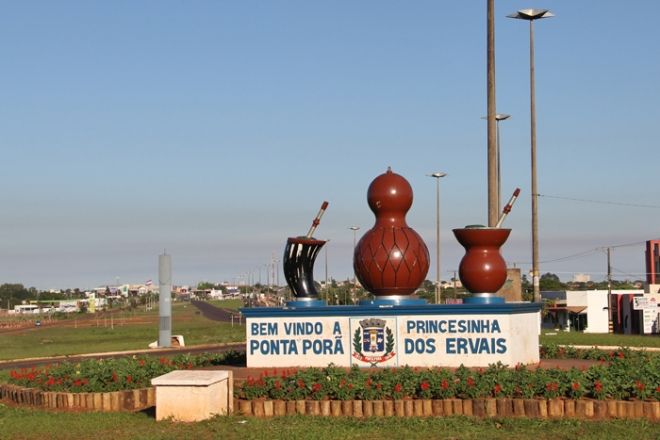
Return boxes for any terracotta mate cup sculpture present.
[453,188,520,304]
[354,168,429,301]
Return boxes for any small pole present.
[607,247,613,333]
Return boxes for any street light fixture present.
[481,114,510,213]
[427,172,447,304]
[507,8,553,303]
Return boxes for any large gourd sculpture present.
[354,168,430,297]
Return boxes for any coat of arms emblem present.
[352,318,395,366]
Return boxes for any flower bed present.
[6,351,242,393]
[239,355,660,402]
[539,344,660,361]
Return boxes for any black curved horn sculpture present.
[283,237,326,299]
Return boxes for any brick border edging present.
[0,383,155,412]
[234,397,660,420]
[2,382,658,421]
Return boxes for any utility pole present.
[487,0,498,226]
[607,247,613,333]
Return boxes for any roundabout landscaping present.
[1,345,658,421]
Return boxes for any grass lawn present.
[0,302,245,360]
[0,406,657,440]
[540,330,660,348]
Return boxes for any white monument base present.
[241,303,542,368]
[151,370,233,422]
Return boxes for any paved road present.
[191,300,243,323]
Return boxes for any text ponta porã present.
[249,321,345,355]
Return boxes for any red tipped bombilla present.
[495,188,521,228]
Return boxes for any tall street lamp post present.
[507,8,553,303]
[348,226,360,301]
[427,172,447,304]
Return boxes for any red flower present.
[274,380,282,390]
[312,383,322,393]
[394,383,402,393]
[635,381,645,391]
[594,380,603,392]
[339,379,346,388]
[617,352,625,359]
[493,384,502,395]
[138,360,145,367]
[47,376,55,386]
[73,379,82,387]
[348,383,353,389]
[545,382,558,392]
[126,375,133,384]
[571,382,580,391]
[467,377,475,388]
[297,379,305,389]
[441,379,449,390]
[420,381,430,391]
[112,372,119,383]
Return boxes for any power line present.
[603,240,649,249]
[513,248,601,266]
[538,194,660,209]
[513,240,649,266]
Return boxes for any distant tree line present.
[0,284,87,309]
[532,273,640,292]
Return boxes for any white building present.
[572,273,591,283]
[544,289,645,333]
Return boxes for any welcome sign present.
[243,304,541,368]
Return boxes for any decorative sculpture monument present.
[242,169,541,368]
[283,201,328,307]
[354,168,429,302]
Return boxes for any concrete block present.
[151,370,232,422]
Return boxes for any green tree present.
[0,284,33,308]
[539,273,564,291]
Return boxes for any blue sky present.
[1,1,658,289]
